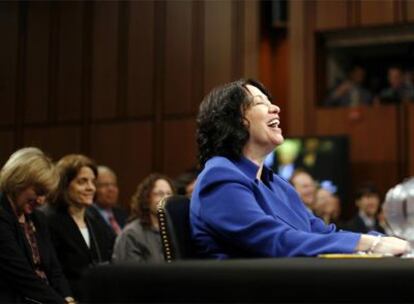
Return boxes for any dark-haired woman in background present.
[112,173,174,263]
[43,154,113,300]
[0,147,75,303]
[190,79,409,258]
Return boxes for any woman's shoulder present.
[203,156,245,176]
[201,156,257,183]
[121,219,145,235]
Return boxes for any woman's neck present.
[68,204,86,228]
[150,213,159,231]
[7,195,25,223]
[242,146,266,180]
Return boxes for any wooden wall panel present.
[23,126,82,160]
[316,107,398,161]
[164,1,193,115]
[243,0,259,79]
[0,131,15,167]
[91,1,119,120]
[90,122,153,207]
[288,0,314,136]
[0,0,261,202]
[359,0,395,26]
[407,0,414,22]
[24,2,50,124]
[204,0,232,94]
[57,2,84,122]
[315,0,348,31]
[315,106,399,204]
[126,1,154,118]
[189,1,204,113]
[0,2,18,126]
[163,119,197,178]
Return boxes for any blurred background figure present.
[0,147,75,304]
[343,183,384,234]
[43,154,113,300]
[314,186,342,226]
[290,169,317,213]
[267,139,301,181]
[378,66,414,103]
[88,166,128,238]
[174,168,198,198]
[325,65,372,106]
[112,173,175,263]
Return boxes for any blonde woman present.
[0,147,75,303]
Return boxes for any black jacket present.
[87,204,128,239]
[43,204,114,300]
[0,193,72,303]
[343,214,385,234]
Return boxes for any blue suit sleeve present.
[198,166,361,257]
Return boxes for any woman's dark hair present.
[174,167,199,196]
[129,173,176,228]
[53,154,98,208]
[355,182,380,201]
[197,79,271,167]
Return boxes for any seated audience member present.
[43,154,113,300]
[174,168,198,198]
[270,139,301,180]
[378,66,414,103]
[0,147,75,304]
[314,187,341,226]
[290,169,317,213]
[190,79,409,258]
[325,65,372,106]
[88,166,128,238]
[112,173,175,263]
[343,184,385,234]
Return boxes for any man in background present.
[379,66,414,103]
[290,169,317,214]
[88,166,128,238]
[343,184,384,234]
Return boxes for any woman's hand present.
[357,234,410,255]
[372,236,411,255]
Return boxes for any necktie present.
[107,211,122,235]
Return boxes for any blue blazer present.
[190,156,361,258]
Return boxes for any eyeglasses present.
[152,191,173,197]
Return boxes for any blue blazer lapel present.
[255,182,310,231]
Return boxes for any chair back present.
[157,195,197,262]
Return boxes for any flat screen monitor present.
[265,135,350,204]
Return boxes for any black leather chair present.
[157,195,197,262]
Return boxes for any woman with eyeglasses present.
[0,147,75,304]
[112,173,175,263]
[44,154,113,300]
[190,79,410,258]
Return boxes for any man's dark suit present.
[87,204,128,239]
[43,204,114,300]
[343,215,385,234]
[0,193,72,303]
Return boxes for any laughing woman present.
[44,154,113,300]
[0,147,74,303]
[190,79,410,259]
